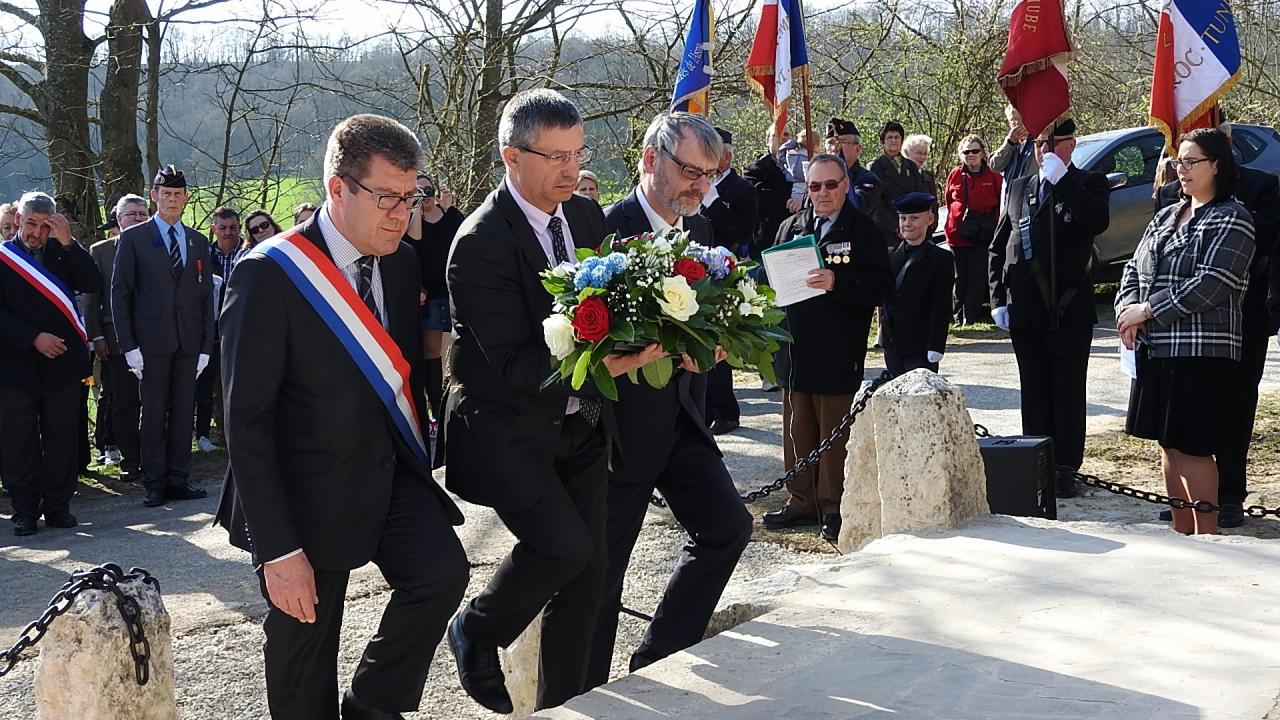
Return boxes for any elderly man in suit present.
[0,191,101,536]
[584,112,752,690]
[444,89,664,714]
[989,118,1111,500]
[881,192,954,375]
[83,194,149,484]
[111,166,215,508]
[216,114,468,720]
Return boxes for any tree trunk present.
[466,0,507,209]
[36,0,100,235]
[99,0,148,206]
[144,18,163,181]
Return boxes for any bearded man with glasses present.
[761,152,893,542]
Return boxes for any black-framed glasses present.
[1035,137,1067,149]
[517,145,592,165]
[661,147,719,182]
[341,174,425,211]
[962,148,984,156]
[1172,157,1211,170]
[249,221,272,234]
[118,210,150,219]
[807,179,844,192]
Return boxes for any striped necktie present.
[357,256,381,325]
[167,226,183,276]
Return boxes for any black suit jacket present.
[882,240,953,359]
[604,189,719,484]
[1158,169,1280,336]
[770,202,894,395]
[701,169,759,255]
[111,217,215,356]
[869,154,929,239]
[989,165,1111,329]
[444,183,612,511]
[214,215,461,571]
[0,239,100,391]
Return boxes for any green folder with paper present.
[761,234,826,307]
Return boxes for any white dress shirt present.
[318,205,385,325]
[636,186,685,234]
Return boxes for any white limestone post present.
[500,614,542,718]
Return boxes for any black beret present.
[97,210,118,233]
[826,118,859,138]
[1051,118,1076,138]
[715,127,733,146]
[153,164,187,189]
[892,191,936,214]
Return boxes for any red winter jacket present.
[943,164,1003,248]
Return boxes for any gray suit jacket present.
[111,217,215,356]
[81,237,120,354]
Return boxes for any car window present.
[1092,134,1164,186]
[1234,129,1264,164]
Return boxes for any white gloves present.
[926,350,943,364]
[196,353,210,378]
[125,348,144,379]
[1041,152,1068,185]
[991,306,1010,330]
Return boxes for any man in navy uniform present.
[881,192,953,375]
[824,117,881,213]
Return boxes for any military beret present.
[826,118,859,138]
[1050,118,1076,139]
[153,164,187,189]
[893,191,936,214]
[715,127,733,146]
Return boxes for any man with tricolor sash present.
[0,191,101,537]
[216,114,468,720]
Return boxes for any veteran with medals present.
[881,192,954,375]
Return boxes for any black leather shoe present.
[341,690,404,720]
[143,488,166,507]
[446,613,513,714]
[167,484,207,501]
[1054,475,1078,499]
[820,514,842,541]
[44,511,77,529]
[118,467,141,483]
[13,516,37,536]
[1218,502,1245,529]
[710,420,740,436]
[761,507,818,529]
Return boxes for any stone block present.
[35,576,176,720]
[499,613,541,719]
[839,369,988,552]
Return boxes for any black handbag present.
[958,173,997,245]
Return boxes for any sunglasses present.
[249,221,272,234]
[807,179,843,192]
[962,149,984,155]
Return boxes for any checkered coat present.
[1117,198,1255,360]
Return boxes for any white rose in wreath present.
[543,313,577,360]
[657,276,699,321]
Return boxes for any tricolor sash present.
[250,230,429,466]
[0,240,87,343]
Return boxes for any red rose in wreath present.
[725,255,737,271]
[572,296,612,342]
[673,258,708,284]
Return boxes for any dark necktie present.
[549,216,600,426]
[814,217,827,240]
[357,256,382,325]
[167,226,183,276]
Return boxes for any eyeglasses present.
[1035,137,1067,149]
[342,174,425,211]
[661,147,719,182]
[249,221,272,234]
[1172,157,1211,170]
[119,211,149,219]
[829,139,860,147]
[962,149,984,156]
[517,145,592,165]
[807,179,844,192]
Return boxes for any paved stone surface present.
[537,516,1280,720]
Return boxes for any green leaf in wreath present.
[641,356,675,389]
[610,319,636,342]
[572,348,593,390]
[590,358,619,401]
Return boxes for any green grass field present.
[180,176,324,232]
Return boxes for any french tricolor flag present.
[745,0,809,138]
[1149,0,1241,153]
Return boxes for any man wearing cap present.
[881,192,953,375]
[989,118,1110,499]
[0,191,101,536]
[825,117,882,214]
[112,165,215,508]
[83,195,150,484]
[699,127,758,434]
[763,152,893,541]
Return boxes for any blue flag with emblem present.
[671,0,715,114]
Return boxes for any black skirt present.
[1125,347,1236,457]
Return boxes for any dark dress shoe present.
[761,507,818,529]
[45,511,78,529]
[1159,509,1173,521]
[143,488,167,507]
[13,516,37,536]
[167,484,207,501]
[820,514,842,541]
[341,690,403,720]
[446,614,513,714]
[710,419,741,436]
[1218,502,1245,528]
[118,468,141,483]
[1054,475,1078,499]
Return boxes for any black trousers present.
[458,413,608,710]
[703,360,739,425]
[884,347,939,377]
[94,357,114,450]
[1217,328,1269,504]
[1010,322,1093,470]
[951,245,988,325]
[105,353,141,474]
[258,471,468,720]
[585,414,751,690]
[1,383,80,521]
[195,345,221,440]
[140,351,198,490]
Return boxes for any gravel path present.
[3,308,1278,718]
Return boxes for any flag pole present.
[797,0,815,156]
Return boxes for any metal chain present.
[650,371,896,509]
[0,564,159,684]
